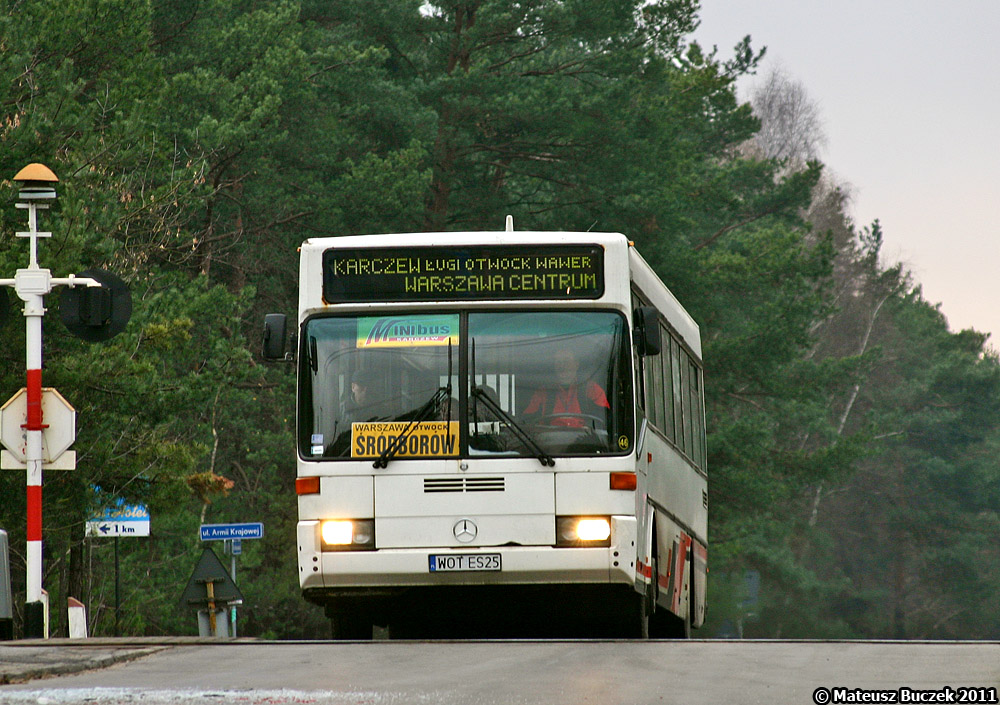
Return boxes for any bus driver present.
[523,348,609,428]
[341,368,389,424]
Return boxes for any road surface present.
[1,639,998,704]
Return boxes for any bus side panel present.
[643,429,707,627]
[692,540,707,628]
[643,433,707,541]
[653,517,698,624]
[651,522,707,628]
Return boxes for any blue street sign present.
[200,523,263,541]
[86,489,150,538]
[232,538,242,555]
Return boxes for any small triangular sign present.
[178,547,245,609]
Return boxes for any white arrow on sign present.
[85,520,150,538]
[86,497,151,538]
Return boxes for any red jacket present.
[524,382,609,427]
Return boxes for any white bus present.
[263,228,707,638]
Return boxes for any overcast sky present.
[693,1,1000,341]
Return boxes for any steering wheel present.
[535,413,607,430]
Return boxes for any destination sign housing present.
[323,244,605,302]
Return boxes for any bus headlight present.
[321,519,375,550]
[556,516,611,547]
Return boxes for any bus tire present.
[644,554,673,638]
[655,568,691,639]
[646,545,689,639]
[637,550,663,639]
[639,582,654,639]
[625,553,662,638]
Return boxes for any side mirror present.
[262,313,288,360]
[634,306,661,356]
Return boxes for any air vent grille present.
[424,477,505,493]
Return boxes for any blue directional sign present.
[86,493,150,538]
[200,523,263,541]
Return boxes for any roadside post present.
[40,589,49,638]
[67,596,87,638]
[199,522,262,637]
[224,538,241,635]
[0,164,131,639]
[85,494,151,636]
[0,529,12,640]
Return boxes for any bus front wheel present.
[644,551,690,639]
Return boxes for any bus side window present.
[644,339,664,430]
[661,326,675,445]
[634,348,646,422]
[671,338,684,453]
[631,291,646,419]
[691,363,705,469]
[683,356,695,459]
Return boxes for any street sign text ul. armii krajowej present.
[200,523,263,541]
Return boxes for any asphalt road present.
[1,639,999,705]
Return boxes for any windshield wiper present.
[469,337,553,467]
[470,384,554,467]
[374,341,454,469]
[372,386,451,469]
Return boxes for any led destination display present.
[323,244,605,302]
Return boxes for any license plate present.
[428,553,501,572]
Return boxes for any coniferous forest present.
[2,0,999,640]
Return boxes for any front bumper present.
[297,516,637,590]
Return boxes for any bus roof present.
[301,230,627,250]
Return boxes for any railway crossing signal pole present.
[0,164,102,637]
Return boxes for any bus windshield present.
[299,310,633,460]
[467,311,632,457]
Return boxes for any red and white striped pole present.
[23,291,45,608]
[2,164,98,638]
[10,164,58,638]
[15,173,54,635]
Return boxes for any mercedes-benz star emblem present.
[453,519,478,543]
